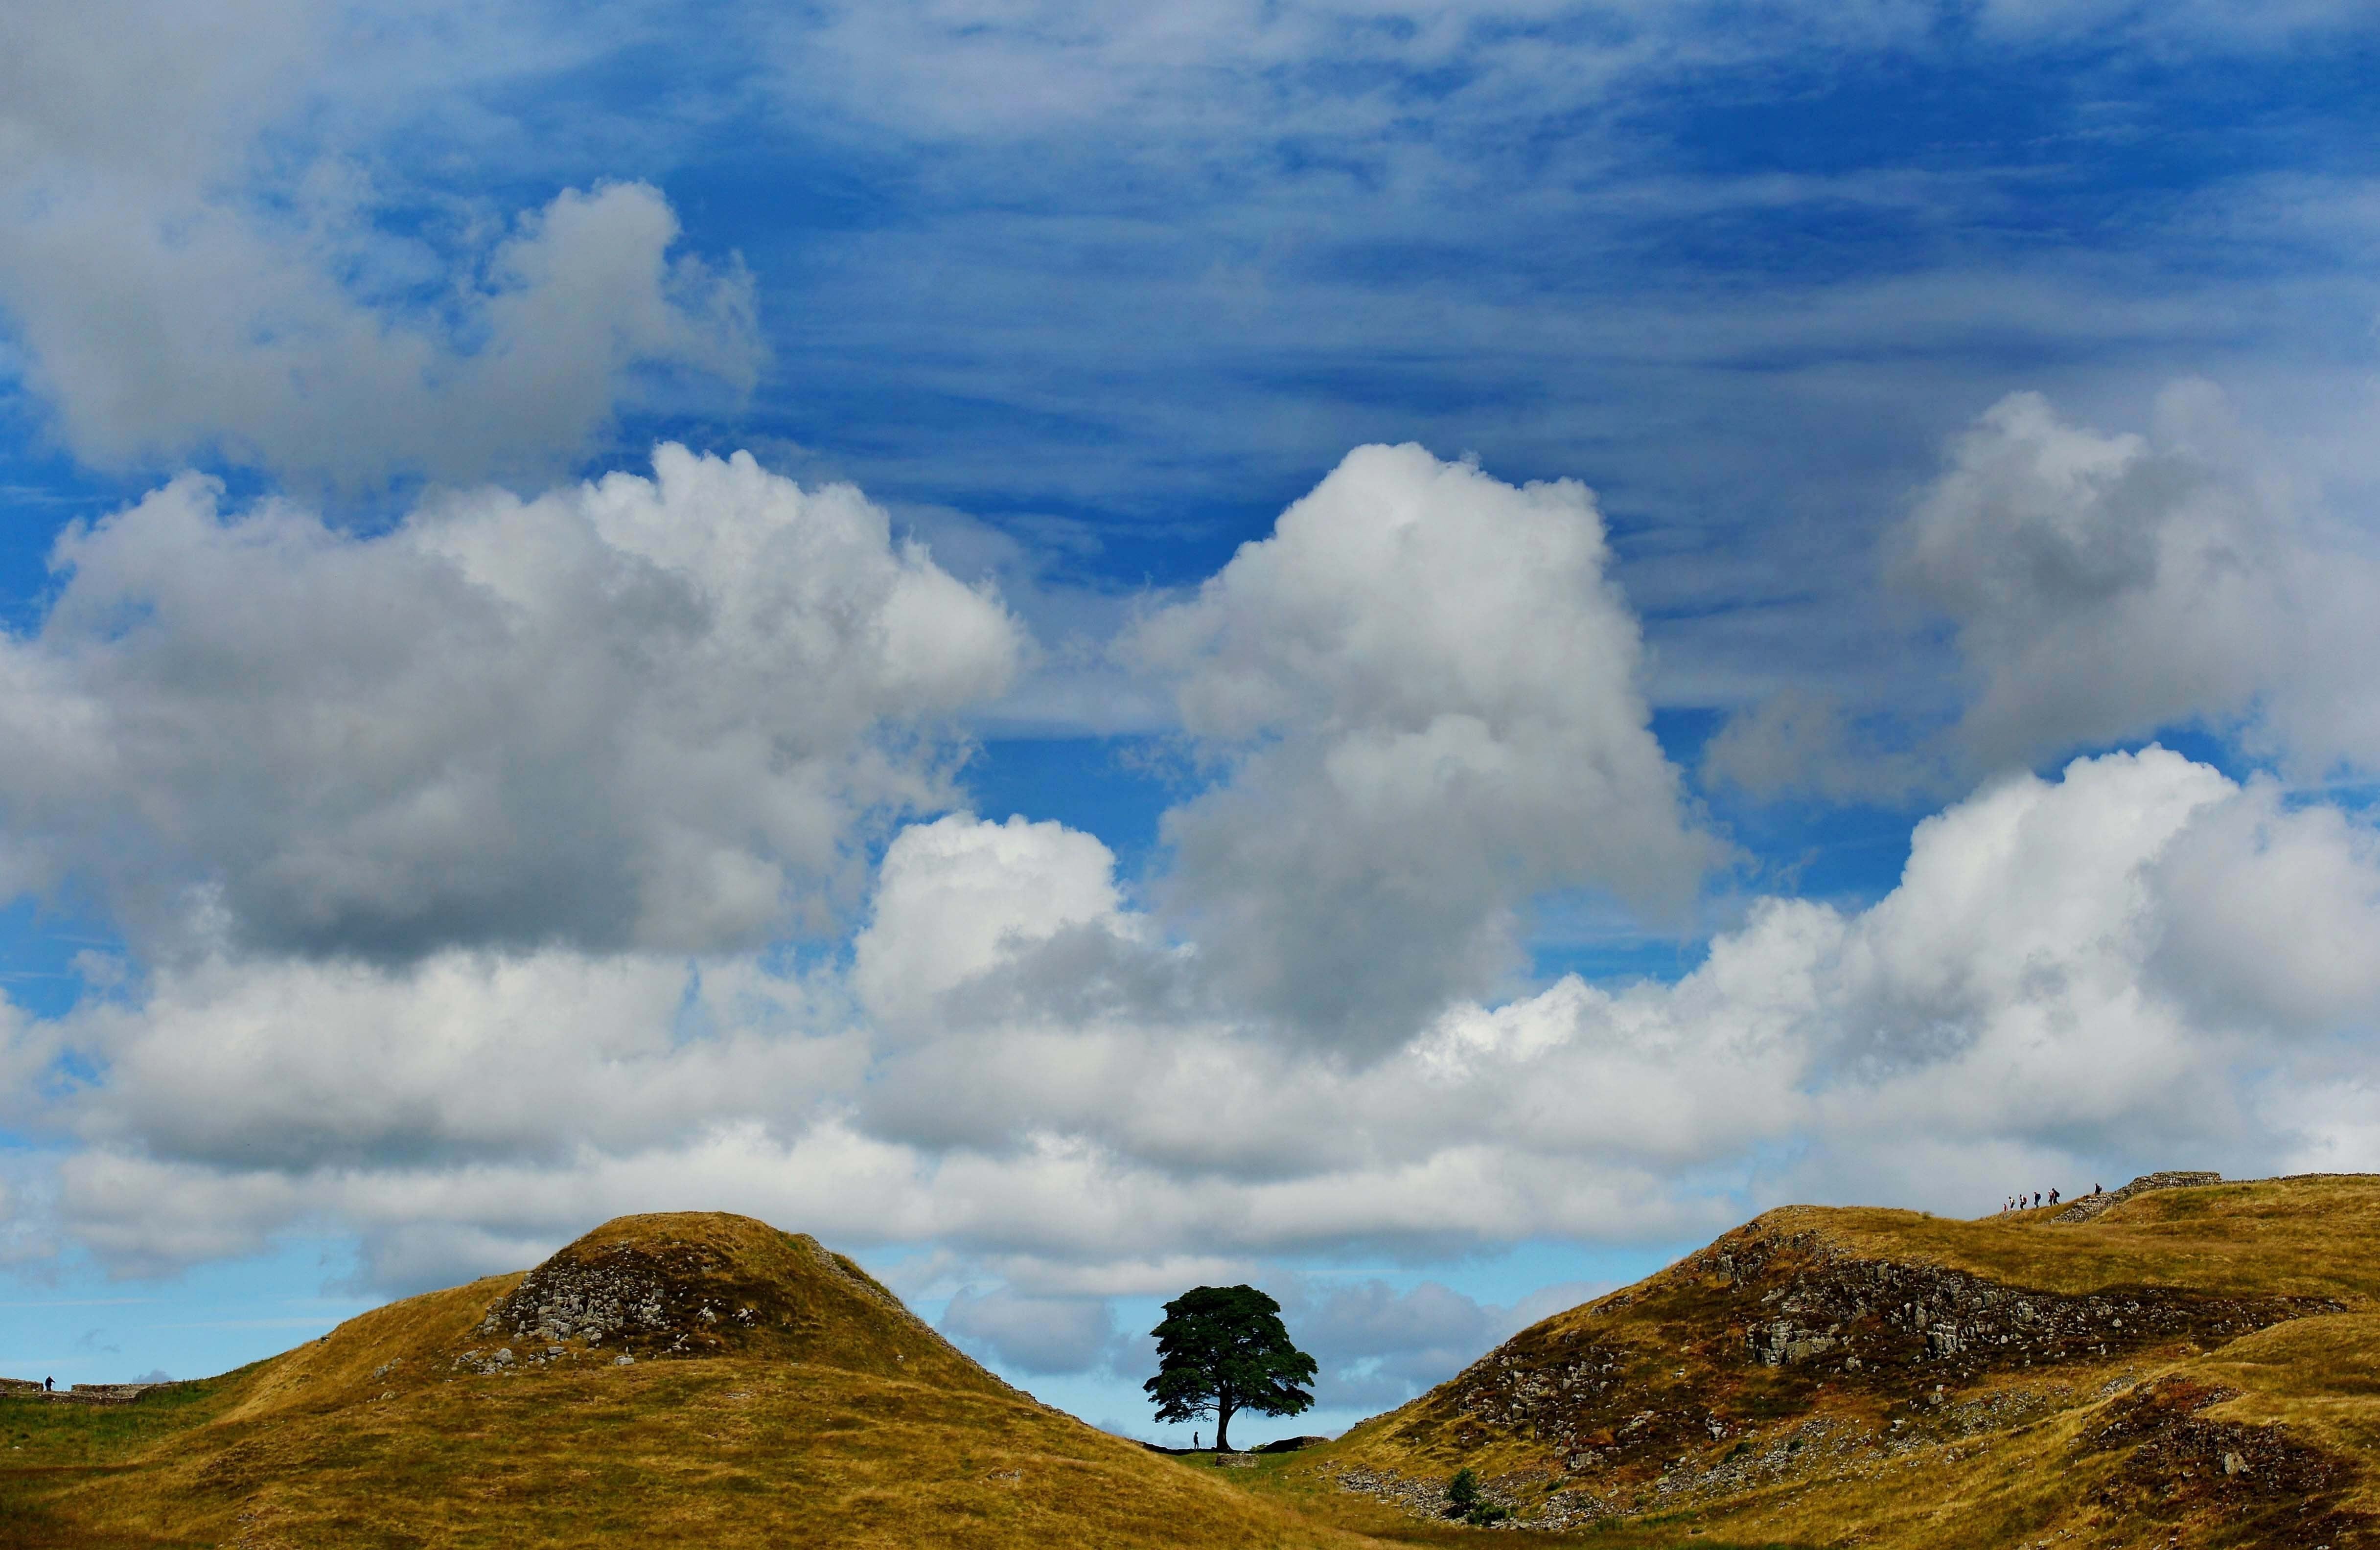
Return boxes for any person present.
[2032,1191,2041,1208]
[44,1376,53,1392]
[1193,1432,1201,1451]
[2093,1183,2102,1195]
[2050,1188,2060,1205]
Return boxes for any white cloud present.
[0,3,759,486]
[2146,777,2380,1036]
[0,446,1021,957]
[37,744,2368,1292]
[3,440,2376,1407]
[853,813,1131,1036]
[61,951,863,1173]
[1716,381,2380,794]
[1,173,758,488]
[1893,384,2380,777]
[1129,443,1719,1047]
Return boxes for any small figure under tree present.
[1143,1284,1317,1453]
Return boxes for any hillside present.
[0,1212,1371,1550]
[10,1185,2380,1549]
[1288,1173,2380,1548]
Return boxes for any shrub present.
[1445,1468,1508,1526]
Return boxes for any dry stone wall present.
[2052,1170,2223,1224]
[0,1377,177,1404]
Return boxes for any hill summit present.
[464,1211,986,1386]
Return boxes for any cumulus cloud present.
[1716,381,2380,795]
[59,951,861,1173]
[5,444,2377,1413]
[40,746,2357,1288]
[1129,443,1719,1046]
[1892,383,2380,776]
[0,446,1021,958]
[0,4,759,486]
[853,813,1133,1037]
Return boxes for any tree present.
[1143,1284,1317,1453]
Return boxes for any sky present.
[2,0,2379,1443]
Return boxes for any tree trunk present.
[1215,1397,1236,1453]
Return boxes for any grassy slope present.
[1,1215,1375,1550]
[1273,1176,2380,1549]
[1815,1176,2380,1305]
[9,1186,2378,1550]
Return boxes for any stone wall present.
[2053,1171,2223,1224]
[0,1377,171,1404]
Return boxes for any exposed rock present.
[1354,1213,2340,1527]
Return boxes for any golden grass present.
[1807,1175,2380,1307]
[1300,1174,2380,1549]
[1,1214,1382,1550]
[8,1183,2378,1550]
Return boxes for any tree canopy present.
[1143,1284,1317,1453]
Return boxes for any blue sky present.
[3,0,2380,1441]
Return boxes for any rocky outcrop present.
[480,1238,764,1357]
[453,1213,993,1391]
[1704,1224,2330,1382]
[2053,1171,2222,1224]
[1376,1215,2339,1515]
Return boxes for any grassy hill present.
[0,1213,1371,1550]
[7,1181,2378,1549]
[1284,1173,2380,1548]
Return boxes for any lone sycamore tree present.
[1143,1284,1318,1453]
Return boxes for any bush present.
[1445,1468,1509,1526]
